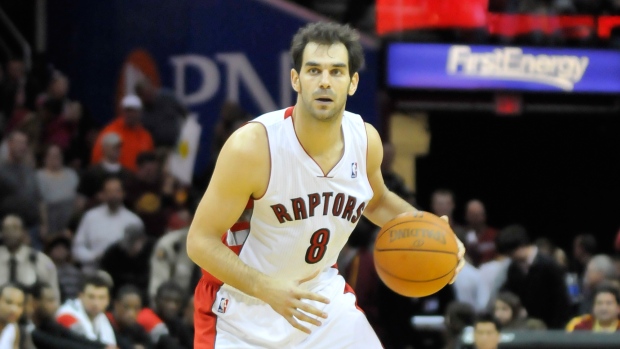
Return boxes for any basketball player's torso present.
[223,107,373,293]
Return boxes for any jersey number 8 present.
[305,228,331,264]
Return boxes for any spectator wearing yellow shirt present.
[567,283,620,332]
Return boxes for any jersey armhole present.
[246,121,271,201]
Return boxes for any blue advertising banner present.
[46,0,378,174]
[387,43,620,93]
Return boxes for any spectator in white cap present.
[90,95,154,172]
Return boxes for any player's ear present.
[291,68,300,92]
[348,72,359,96]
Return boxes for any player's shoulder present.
[252,108,290,127]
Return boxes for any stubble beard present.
[299,84,346,122]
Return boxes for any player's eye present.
[331,69,342,75]
[309,68,319,74]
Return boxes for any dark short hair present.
[290,22,364,78]
[155,281,185,300]
[496,225,530,254]
[136,151,158,167]
[27,282,53,300]
[445,301,475,331]
[432,188,455,200]
[495,291,522,321]
[475,313,502,332]
[115,284,142,302]
[0,283,26,298]
[575,234,597,255]
[81,275,110,292]
[593,283,620,305]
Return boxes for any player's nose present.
[319,71,331,88]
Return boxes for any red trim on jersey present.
[56,314,78,328]
[331,264,365,313]
[194,276,222,349]
[284,106,294,119]
[344,282,365,314]
[195,232,247,348]
[230,221,250,232]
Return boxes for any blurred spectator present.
[45,236,83,303]
[91,95,154,172]
[107,285,152,349]
[0,215,60,299]
[138,282,192,348]
[0,58,40,127]
[148,227,200,304]
[29,282,112,349]
[72,177,143,273]
[212,101,250,159]
[36,144,79,237]
[500,224,571,328]
[443,302,475,349]
[431,189,465,239]
[78,132,133,205]
[0,131,46,249]
[573,234,597,280]
[381,142,416,206]
[100,225,154,300]
[378,277,456,348]
[479,231,512,311]
[537,238,569,270]
[182,295,194,332]
[493,291,546,330]
[39,72,81,152]
[566,283,620,332]
[135,79,187,148]
[463,200,498,266]
[56,274,116,346]
[612,254,620,280]
[124,152,174,238]
[452,261,490,313]
[581,254,617,314]
[0,283,25,349]
[472,313,501,349]
[338,217,382,334]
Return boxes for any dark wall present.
[416,111,620,253]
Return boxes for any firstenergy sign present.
[386,43,620,93]
[446,45,589,91]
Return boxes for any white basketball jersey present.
[223,107,373,292]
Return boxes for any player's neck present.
[292,105,343,156]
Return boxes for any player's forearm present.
[364,190,417,227]
[187,232,270,298]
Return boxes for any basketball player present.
[187,22,466,348]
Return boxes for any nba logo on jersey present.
[217,298,229,313]
[351,162,358,178]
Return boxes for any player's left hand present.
[439,215,466,284]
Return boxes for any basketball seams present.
[375,249,458,255]
[375,216,452,242]
[375,257,458,283]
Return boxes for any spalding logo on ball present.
[373,211,459,297]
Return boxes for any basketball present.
[373,212,459,297]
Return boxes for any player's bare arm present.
[187,122,329,334]
[362,123,466,282]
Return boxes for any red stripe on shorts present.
[194,222,250,348]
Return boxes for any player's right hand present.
[259,272,330,334]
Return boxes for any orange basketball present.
[373,211,459,297]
